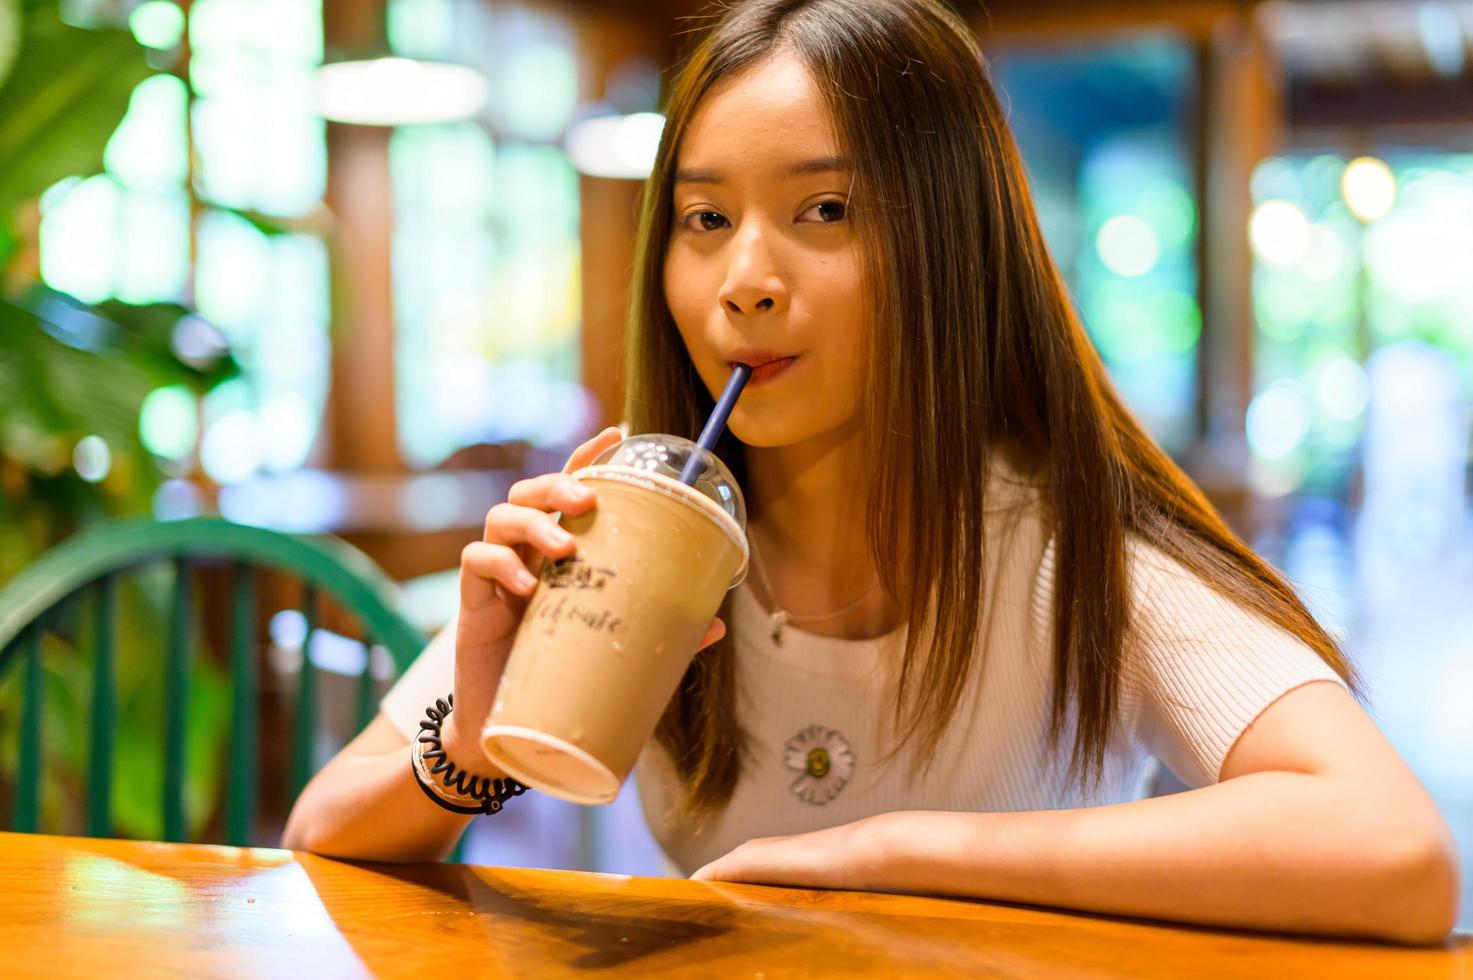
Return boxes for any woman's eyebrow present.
[673,156,851,185]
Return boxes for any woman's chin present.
[727,411,805,449]
[727,410,857,451]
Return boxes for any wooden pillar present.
[1186,10,1282,534]
[321,0,402,473]
[1196,12,1279,442]
[569,6,681,431]
[578,176,644,430]
[324,125,400,472]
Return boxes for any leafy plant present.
[0,1,236,839]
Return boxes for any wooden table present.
[6,832,1468,978]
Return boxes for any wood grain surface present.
[5,831,1468,978]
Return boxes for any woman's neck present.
[742,420,904,640]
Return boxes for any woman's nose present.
[718,229,788,316]
[723,292,777,315]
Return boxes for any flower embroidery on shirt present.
[783,724,855,806]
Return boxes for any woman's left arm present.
[692,680,1462,945]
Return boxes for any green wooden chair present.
[0,517,427,847]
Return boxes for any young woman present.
[283,0,1460,944]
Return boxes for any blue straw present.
[679,363,752,486]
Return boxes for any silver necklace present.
[747,528,881,645]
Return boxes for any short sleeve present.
[1122,539,1350,789]
[379,614,457,741]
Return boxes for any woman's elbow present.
[1372,818,1462,945]
[280,801,322,854]
[281,783,348,856]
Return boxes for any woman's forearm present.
[875,772,1460,944]
[281,743,475,863]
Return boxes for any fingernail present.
[553,528,575,546]
[516,570,537,589]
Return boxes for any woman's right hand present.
[443,425,728,763]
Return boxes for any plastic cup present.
[480,433,748,805]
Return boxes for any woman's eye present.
[680,210,729,233]
[803,200,848,223]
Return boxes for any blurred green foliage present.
[0,0,235,840]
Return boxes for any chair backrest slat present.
[225,563,257,847]
[356,639,377,731]
[1,517,426,850]
[87,576,117,838]
[291,585,319,802]
[163,558,193,843]
[14,627,43,833]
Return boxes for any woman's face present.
[663,50,867,449]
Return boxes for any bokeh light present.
[1246,153,1473,505]
[1342,156,1396,222]
[1135,181,1196,250]
[200,409,262,484]
[1311,356,1370,422]
[1095,214,1160,277]
[129,1,185,51]
[72,435,112,483]
[139,386,199,460]
[500,39,579,140]
[104,74,190,192]
[1298,224,1346,282]
[39,175,121,305]
[1246,379,1313,460]
[190,0,326,218]
[40,71,193,306]
[566,112,664,179]
[257,394,316,472]
[315,58,488,126]
[1364,184,1473,303]
[1249,199,1310,266]
[1250,157,1305,205]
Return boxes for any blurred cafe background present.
[0,0,1469,926]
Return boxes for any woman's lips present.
[744,356,799,387]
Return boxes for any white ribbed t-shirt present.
[380,459,1348,876]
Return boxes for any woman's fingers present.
[563,426,624,474]
[459,540,540,610]
[472,428,714,651]
[505,472,597,516]
[483,501,578,558]
[467,426,621,614]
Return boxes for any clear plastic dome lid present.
[588,433,747,534]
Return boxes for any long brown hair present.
[626,0,1358,823]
